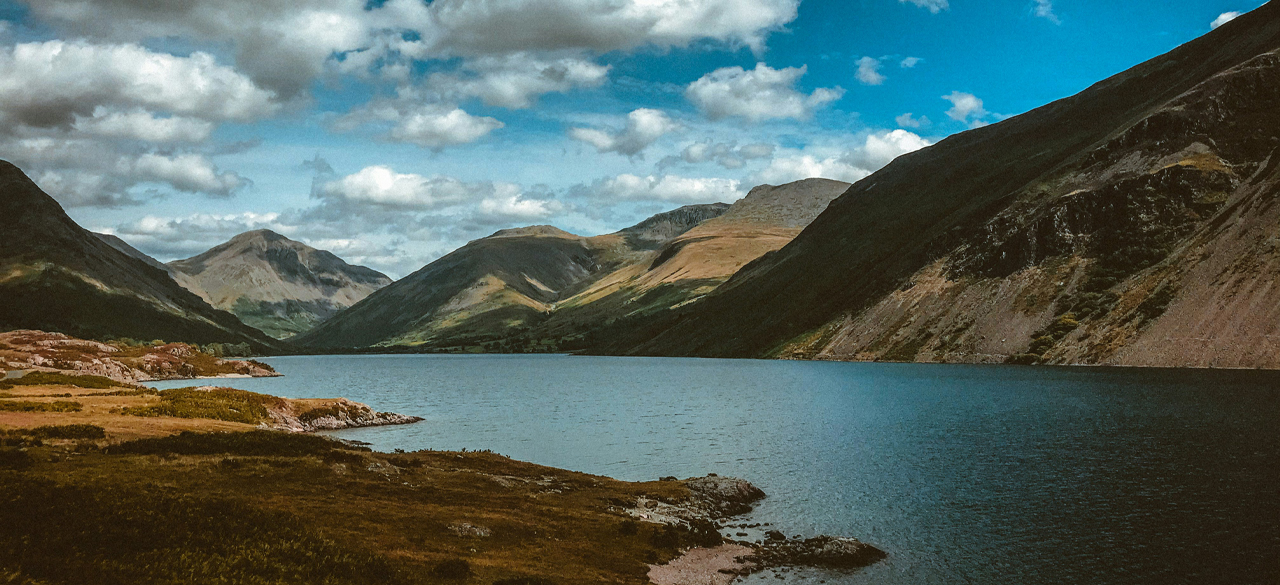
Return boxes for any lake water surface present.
[152,355,1280,584]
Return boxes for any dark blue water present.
[152,355,1280,584]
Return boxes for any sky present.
[0,0,1268,278]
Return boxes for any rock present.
[684,475,767,517]
[749,536,887,570]
[765,530,786,541]
[448,522,492,538]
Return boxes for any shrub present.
[431,559,473,579]
[28,424,106,440]
[0,448,32,470]
[0,401,82,413]
[116,387,279,424]
[0,372,120,390]
[110,430,360,458]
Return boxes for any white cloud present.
[754,130,930,185]
[895,112,929,128]
[337,100,503,149]
[477,189,559,222]
[388,106,504,149]
[662,140,775,170]
[686,62,844,122]
[568,108,681,157]
[855,56,886,86]
[131,153,248,197]
[1033,0,1061,24]
[1211,11,1242,29]
[900,0,949,14]
[73,109,214,143]
[399,0,800,56]
[427,53,610,109]
[900,56,922,68]
[584,173,745,203]
[318,166,493,209]
[943,91,989,127]
[108,211,292,258]
[0,40,278,130]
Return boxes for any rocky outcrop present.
[634,475,885,582]
[266,397,423,432]
[0,330,279,383]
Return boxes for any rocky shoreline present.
[635,474,885,583]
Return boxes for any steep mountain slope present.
[167,230,392,339]
[623,2,1280,367]
[93,232,207,297]
[0,161,279,350]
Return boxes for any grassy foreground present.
[0,382,716,584]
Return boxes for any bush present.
[0,372,120,390]
[110,430,361,458]
[0,448,32,470]
[116,387,279,424]
[493,578,556,585]
[431,559,473,579]
[28,424,106,440]
[0,401,82,413]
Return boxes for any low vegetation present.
[0,372,123,390]
[115,387,282,425]
[0,400,82,413]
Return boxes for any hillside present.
[0,161,279,351]
[294,205,730,349]
[620,3,1280,368]
[167,230,391,339]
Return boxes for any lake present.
[151,355,1280,584]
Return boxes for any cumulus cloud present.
[1211,11,1242,29]
[399,0,800,56]
[476,190,560,223]
[895,113,930,128]
[0,40,277,130]
[427,53,610,109]
[317,165,500,210]
[686,63,844,122]
[754,130,930,185]
[855,56,885,86]
[900,56,922,68]
[1033,0,1061,24]
[105,211,293,258]
[568,108,681,157]
[131,153,248,197]
[942,91,990,128]
[337,99,503,149]
[661,140,775,170]
[900,0,949,14]
[74,109,214,143]
[581,173,745,203]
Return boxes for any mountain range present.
[4,3,1280,368]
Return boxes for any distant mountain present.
[0,160,279,350]
[294,204,731,349]
[296,177,850,352]
[619,3,1280,368]
[167,230,392,339]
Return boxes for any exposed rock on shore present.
[638,475,885,583]
[0,330,279,383]
[266,396,423,432]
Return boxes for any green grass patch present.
[0,400,82,413]
[116,387,281,424]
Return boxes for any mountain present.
[620,3,1280,368]
[166,230,392,339]
[0,160,279,350]
[93,232,208,297]
[294,204,731,349]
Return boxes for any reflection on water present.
[151,355,1280,584]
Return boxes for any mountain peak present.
[489,225,581,239]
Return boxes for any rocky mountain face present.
[621,3,1280,368]
[167,230,391,339]
[0,161,279,350]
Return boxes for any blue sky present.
[0,0,1266,277]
